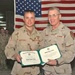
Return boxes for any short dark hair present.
[24,10,35,16]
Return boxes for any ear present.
[59,14,61,20]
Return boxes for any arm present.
[57,30,75,65]
[5,30,19,60]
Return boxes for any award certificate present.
[19,44,61,66]
[20,51,40,66]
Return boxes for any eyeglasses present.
[48,14,60,18]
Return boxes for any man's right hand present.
[14,53,21,63]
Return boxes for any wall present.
[6,11,14,35]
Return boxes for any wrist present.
[56,59,59,66]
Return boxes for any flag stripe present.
[42,1,75,4]
[42,7,75,11]
[42,14,75,17]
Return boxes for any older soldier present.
[42,7,75,75]
[5,10,44,75]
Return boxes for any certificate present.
[40,44,61,63]
[20,51,41,66]
[19,44,61,66]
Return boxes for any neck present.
[52,22,60,30]
[25,26,34,34]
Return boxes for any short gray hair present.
[48,7,60,14]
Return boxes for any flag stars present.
[29,0,31,2]
[22,5,24,8]
[31,7,33,9]
[34,1,36,3]
[16,0,41,16]
[29,5,31,7]
[36,7,38,9]
[27,6,29,9]
[32,3,33,5]
[22,0,24,3]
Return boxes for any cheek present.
[31,19,35,23]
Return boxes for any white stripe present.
[72,30,75,33]
[15,22,24,26]
[15,15,23,19]
[61,17,75,20]
[35,23,75,27]
[60,10,75,14]
[35,24,48,27]
[42,10,75,14]
[64,23,75,27]
[42,3,75,8]
[36,16,75,21]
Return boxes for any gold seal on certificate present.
[19,44,61,66]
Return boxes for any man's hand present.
[47,59,58,66]
[14,53,21,63]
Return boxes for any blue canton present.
[16,0,42,17]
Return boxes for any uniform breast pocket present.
[56,35,64,44]
[17,39,28,50]
[31,41,40,50]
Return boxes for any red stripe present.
[42,1,75,4]
[68,27,75,30]
[15,25,23,28]
[74,33,75,36]
[35,21,48,24]
[16,18,24,22]
[61,14,75,17]
[61,20,75,23]
[36,27,46,31]
[42,14,75,17]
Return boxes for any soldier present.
[42,7,75,75]
[5,10,44,75]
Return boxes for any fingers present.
[47,59,57,66]
[14,53,21,62]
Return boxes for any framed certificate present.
[19,44,61,66]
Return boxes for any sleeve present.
[57,29,75,65]
[4,30,19,60]
[38,31,45,49]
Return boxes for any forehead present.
[48,9,59,14]
[24,12,35,16]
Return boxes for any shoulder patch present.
[70,31,75,40]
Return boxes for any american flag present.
[14,0,75,35]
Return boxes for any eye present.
[53,14,57,17]
[49,14,59,18]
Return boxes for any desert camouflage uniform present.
[42,22,75,75]
[5,26,44,75]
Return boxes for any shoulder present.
[35,29,42,36]
[61,24,74,39]
[59,23,71,34]
[12,27,24,35]
[42,25,51,35]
